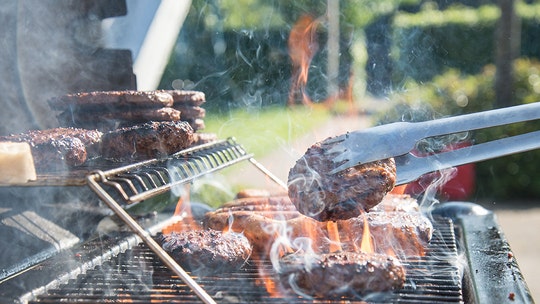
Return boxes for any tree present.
[494,0,520,108]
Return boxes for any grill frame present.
[0,139,534,303]
[24,216,464,304]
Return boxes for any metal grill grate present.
[84,138,286,304]
[29,217,464,304]
[87,138,254,205]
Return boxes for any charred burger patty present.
[288,137,397,221]
[278,251,406,298]
[157,229,252,273]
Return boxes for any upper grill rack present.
[88,137,254,205]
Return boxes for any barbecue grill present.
[0,138,534,303]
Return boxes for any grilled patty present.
[0,127,102,171]
[157,229,252,273]
[100,121,194,161]
[288,137,397,221]
[278,251,406,298]
[204,195,432,259]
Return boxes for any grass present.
[191,105,334,207]
[203,105,332,158]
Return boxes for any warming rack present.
[86,137,287,304]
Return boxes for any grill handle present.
[432,202,534,304]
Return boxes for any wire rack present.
[86,137,286,304]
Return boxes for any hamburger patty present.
[203,195,432,259]
[0,127,102,171]
[157,229,252,273]
[278,251,406,298]
[288,137,397,221]
[100,121,194,161]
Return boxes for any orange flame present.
[288,14,320,106]
[161,185,202,234]
[326,221,342,252]
[359,211,374,253]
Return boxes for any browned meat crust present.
[184,118,205,131]
[278,251,406,298]
[48,90,175,110]
[288,137,397,221]
[50,90,206,131]
[159,90,206,106]
[171,105,206,119]
[58,107,182,125]
[368,194,419,212]
[0,128,103,171]
[235,188,272,199]
[191,132,218,146]
[157,229,252,273]
[203,195,433,258]
[336,211,433,257]
[204,195,432,259]
[100,121,194,161]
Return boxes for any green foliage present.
[220,0,286,29]
[392,2,540,83]
[386,58,540,200]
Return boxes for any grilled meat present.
[172,105,206,119]
[184,118,205,131]
[336,211,433,257]
[278,251,406,298]
[161,90,206,106]
[100,121,194,161]
[288,137,397,221]
[157,229,252,273]
[49,90,207,131]
[204,210,314,259]
[0,127,102,171]
[204,195,432,258]
[48,90,175,110]
[235,188,272,199]
[368,193,420,212]
[191,132,218,146]
[57,107,182,129]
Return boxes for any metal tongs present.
[326,102,540,185]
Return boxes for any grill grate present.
[87,138,255,205]
[29,217,464,304]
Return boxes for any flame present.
[326,221,342,252]
[161,185,202,234]
[359,211,374,254]
[288,14,320,106]
[257,275,282,298]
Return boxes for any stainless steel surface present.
[87,175,217,304]
[394,129,540,185]
[87,138,253,205]
[25,210,465,303]
[85,138,289,304]
[326,102,540,174]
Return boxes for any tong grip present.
[414,102,540,139]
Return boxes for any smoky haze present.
[0,0,135,136]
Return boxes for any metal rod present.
[128,153,253,203]
[86,172,217,304]
[248,157,288,191]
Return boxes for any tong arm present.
[395,130,540,185]
[328,102,540,173]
